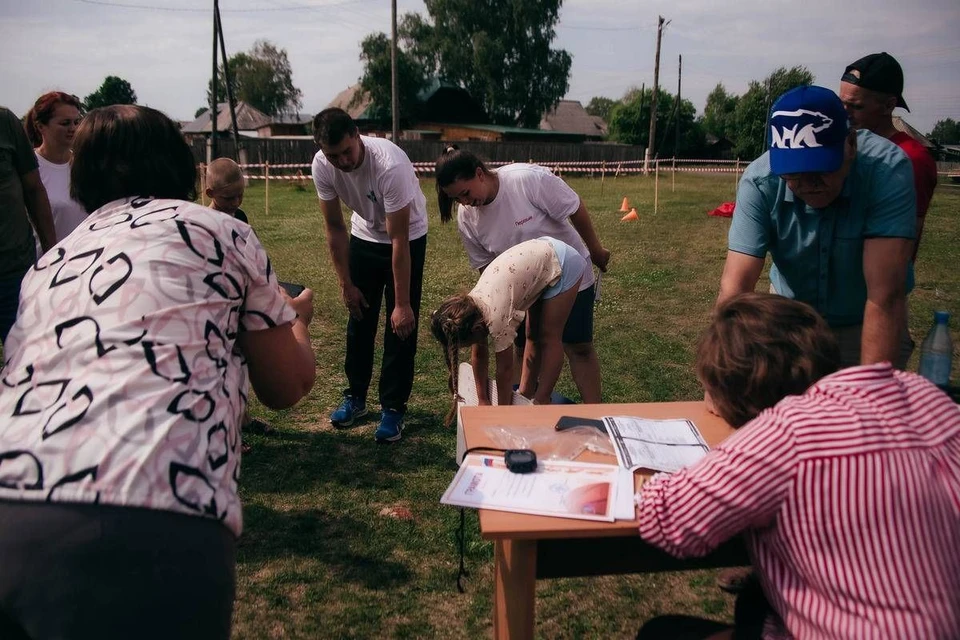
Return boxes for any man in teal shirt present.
[718,85,915,369]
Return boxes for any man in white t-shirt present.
[311,108,428,443]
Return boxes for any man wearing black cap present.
[840,52,937,261]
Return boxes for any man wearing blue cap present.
[715,85,916,370]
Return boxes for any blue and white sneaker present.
[330,396,367,427]
[375,409,404,443]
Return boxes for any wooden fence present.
[189,136,646,169]
[198,157,745,217]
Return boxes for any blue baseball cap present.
[768,85,849,175]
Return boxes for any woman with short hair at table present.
[24,91,87,247]
[636,293,960,639]
[435,147,610,403]
[431,237,585,424]
[0,105,316,640]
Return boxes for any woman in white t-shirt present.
[0,105,316,639]
[435,147,610,403]
[25,92,88,249]
[431,237,586,424]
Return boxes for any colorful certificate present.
[441,454,619,522]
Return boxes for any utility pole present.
[674,54,682,158]
[209,0,219,163]
[390,0,399,141]
[644,15,668,174]
[215,2,240,162]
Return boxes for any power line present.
[559,23,643,31]
[74,0,379,13]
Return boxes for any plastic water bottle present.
[918,311,953,386]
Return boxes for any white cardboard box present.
[455,362,531,464]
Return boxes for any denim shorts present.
[540,236,587,300]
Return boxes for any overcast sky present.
[2,0,958,135]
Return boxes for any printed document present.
[603,416,709,473]
[441,455,619,522]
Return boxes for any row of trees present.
[356,0,572,128]
[592,66,960,157]
[929,118,960,145]
[586,66,815,159]
[80,24,960,154]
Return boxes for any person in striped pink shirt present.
[637,293,960,639]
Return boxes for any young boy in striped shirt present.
[637,293,960,639]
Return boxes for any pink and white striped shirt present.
[637,364,960,639]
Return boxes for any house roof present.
[539,100,607,137]
[269,112,312,126]
[458,124,573,136]
[327,85,374,120]
[892,116,935,148]
[181,102,273,133]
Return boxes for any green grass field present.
[0,171,859,636]
[229,173,959,638]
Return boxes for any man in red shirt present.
[840,52,938,261]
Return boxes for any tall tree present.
[207,40,303,117]
[356,30,430,122]
[84,76,137,110]
[585,97,616,122]
[358,0,572,128]
[732,66,814,159]
[928,118,960,144]
[701,83,738,141]
[607,87,703,156]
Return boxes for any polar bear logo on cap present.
[770,109,834,149]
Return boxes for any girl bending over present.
[431,237,585,424]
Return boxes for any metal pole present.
[390,0,399,141]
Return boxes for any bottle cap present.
[934,310,950,324]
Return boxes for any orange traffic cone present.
[621,208,638,222]
[619,197,631,212]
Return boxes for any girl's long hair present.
[430,294,486,426]
[434,145,494,223]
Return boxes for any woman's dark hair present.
[70,105,197,213]
[313,108,357,147]
[434,145,494,223]
[696,293,840,428]
[25,91,83,147]
[430,294,486,426]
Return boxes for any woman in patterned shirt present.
[0,105,316,640]
[431,236,585,424]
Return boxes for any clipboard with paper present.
[601,416,710,473]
